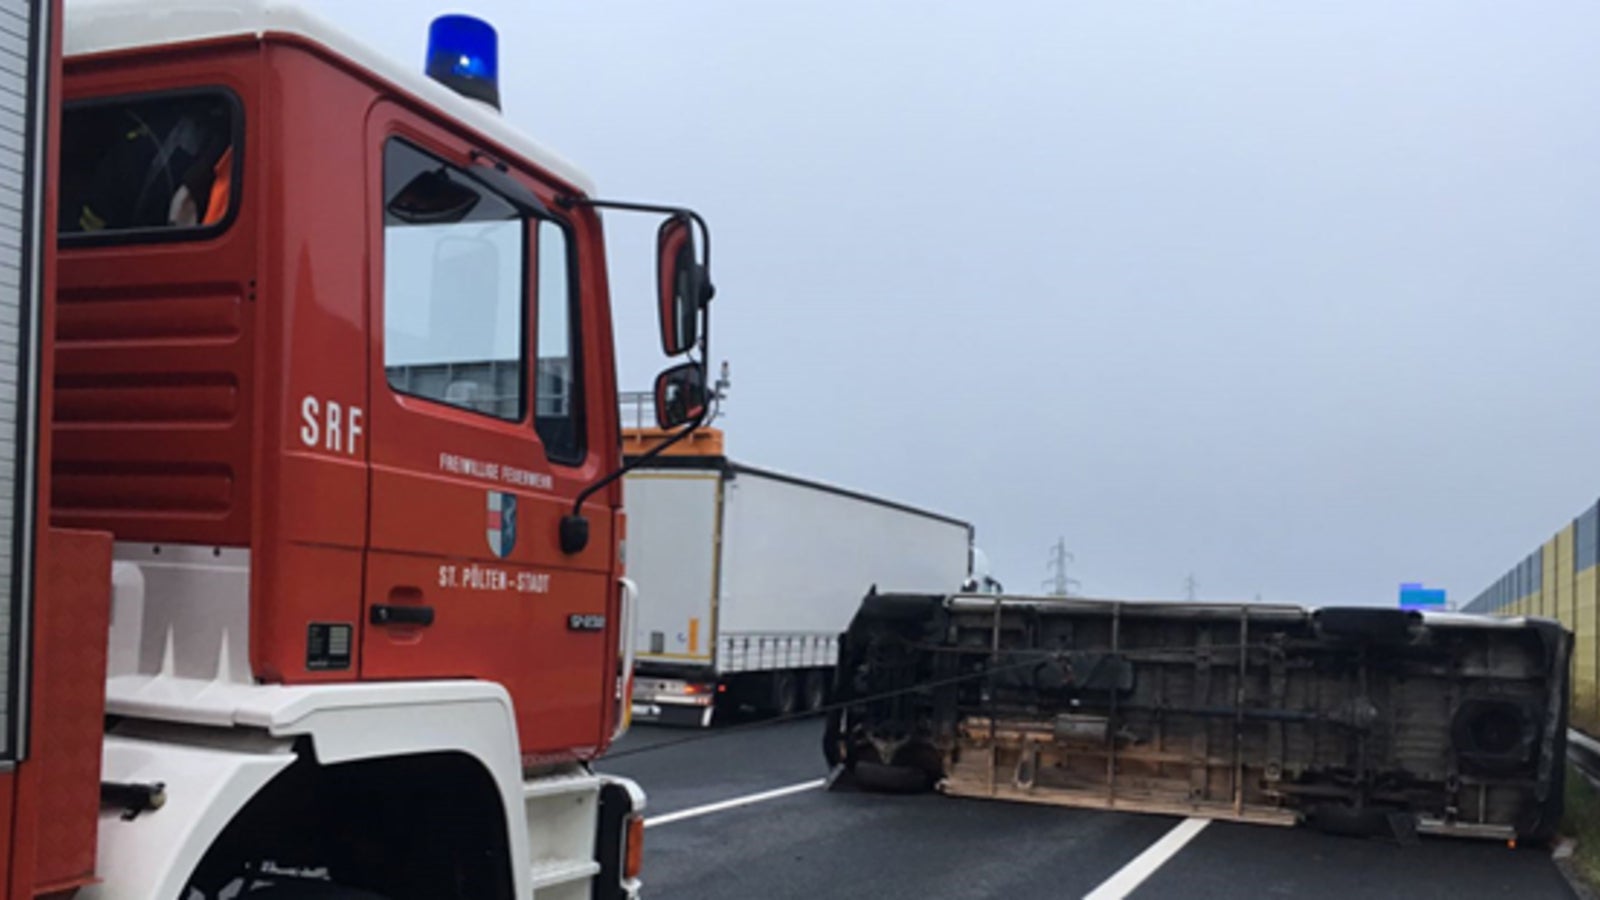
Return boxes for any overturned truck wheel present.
[852,760,934,794]
[846,740,942,794]
[1313,607,1421,643]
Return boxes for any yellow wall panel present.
[1572,527,1581,622]
[1576,567,1599,728]
[1580,566,1599,622]
[1555,525,1568,624]
[1546,537,1560,624]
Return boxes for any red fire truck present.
[2,1,718,897]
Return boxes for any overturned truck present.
[825,593,1571,842]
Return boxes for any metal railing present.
[618,391,656,430]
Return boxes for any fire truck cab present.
[3,0,717,897]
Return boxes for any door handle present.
[371,604,435,626]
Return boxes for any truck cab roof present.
[62,0,596,195]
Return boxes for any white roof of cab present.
[63,0,596,195]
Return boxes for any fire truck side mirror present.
[654,361,707,429]
[657,215,709,356]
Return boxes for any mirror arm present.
[569,398,708,519]
[560,301,712,555]
[559,374,709,555]
[556,196,716,554]
[576,301,711,514]
[557,196,712,276]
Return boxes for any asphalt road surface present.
[599,717,1577,900]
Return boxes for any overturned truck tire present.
[852,760,935,794]
[825,711,938,793]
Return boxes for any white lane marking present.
[644,778,827,829]
[1083,817,1211,900]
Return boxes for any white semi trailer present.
[623,440,973,727]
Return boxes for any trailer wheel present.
[802,670,828,712]
[771,670,800,717]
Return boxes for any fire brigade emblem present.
[486,491,518,558]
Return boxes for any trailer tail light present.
[667,682,717,705]
[625,814,645,880]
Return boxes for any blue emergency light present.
[426,14,501,110]
[1399,582,1447,610]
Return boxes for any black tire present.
[1303,805,1401,839]
[771,670,799,717]
[852,760,934,794]
[1520,696,1570,845]
[1314,608,1419,643]
[822,707,845,768]
[802,669,828,712]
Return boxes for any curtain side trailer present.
[625,453,972,727]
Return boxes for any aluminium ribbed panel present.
[0,0,35,761]
[1579,503,1600,574]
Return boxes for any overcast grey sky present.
[310,0,1600,607]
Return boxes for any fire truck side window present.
[534,219,583,464]
[59,91,239,239]
[383,139,527,422]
